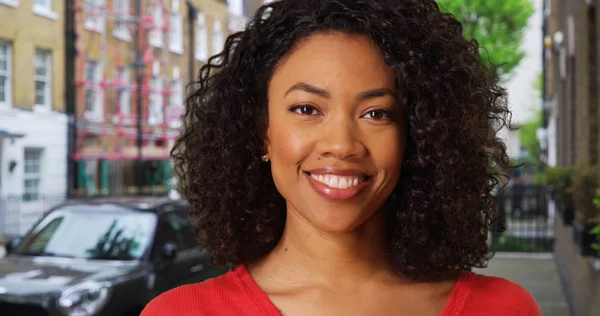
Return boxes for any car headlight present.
[58,281,111,316]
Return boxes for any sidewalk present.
[474,253,569,316]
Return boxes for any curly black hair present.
[172,0,511,280]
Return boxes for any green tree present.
[436,0,535,79]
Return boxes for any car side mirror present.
[5,237,22,254]
[162,242,178,260]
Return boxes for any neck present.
[256,206,395,288]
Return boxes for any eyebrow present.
[283,82,396,101]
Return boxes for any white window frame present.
[149,62,164,125]
[0,40,12,109]
[84,0,106,33]
[113,0,131,41]
[84,59,104,121]
[168,0,183,54]
[23,148,43,202]
[149,4,164,47]
[195,13,208,61]
[169,78,183,108]
[118,66,131,118]
[34,48,52,110]
[212,19,224,56]
[227,0,243,16]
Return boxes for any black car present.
[0,196,227,316]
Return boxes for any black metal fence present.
[490,185,554,253]
[0,195,65,236]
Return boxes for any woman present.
[143,0,541,315]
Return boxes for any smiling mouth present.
[305,172,370,189]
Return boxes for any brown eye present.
[290,105,320,116]
[363,110,393,121]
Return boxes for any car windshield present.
[14,205,157,260]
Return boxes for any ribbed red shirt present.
[141,265,542,315]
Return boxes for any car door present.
[169,207,225,283]
[148,214,192,297]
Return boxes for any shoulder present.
[141,267,247,316]
[455,271,542,316]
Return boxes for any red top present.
[141,265,542,316]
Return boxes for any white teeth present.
[329,177,339,188]
[309,174,363,189]
[339,178,348,189]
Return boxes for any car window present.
[16,208,156,260]
[151,217,181,260]
[164,211,200,250]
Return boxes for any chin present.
[303,206,376,234]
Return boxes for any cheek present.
[372,128,406,178]
[268,122,313,178]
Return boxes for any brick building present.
[65,0,264,196]
[0,0,68,204]
[543,0,600,314]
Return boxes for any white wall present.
[0,108,68,199]
[505,0,543,126]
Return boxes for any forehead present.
[270,32,397,92]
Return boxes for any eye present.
[362,109,394,121]
[289,105,321,116]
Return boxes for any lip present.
[304,170,372,201]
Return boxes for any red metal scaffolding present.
[72,0,181,162]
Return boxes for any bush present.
[545,166,573,206]
[573,166,600,222]
[591,225,600,254]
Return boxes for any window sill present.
[85,111,104,123]
[85,22,105,34]
[0,0,18,8]
[0,0,19,8]
[33,5,58,20]
[113,29,132,42]
[169,46,184,55]
[150,41,163,48]
[33,104,51,113]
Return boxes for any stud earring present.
[261,154,270,162]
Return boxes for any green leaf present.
[436,0,535,78]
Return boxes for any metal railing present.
[491,185,554,253]
[0,195,66,236]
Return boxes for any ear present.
[256,114,271,156]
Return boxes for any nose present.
[316,116,367,160]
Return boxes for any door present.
[169,207,223,283]
[148,215,192,297]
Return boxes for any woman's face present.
[265,33,407,233]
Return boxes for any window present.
[24,148,42,202]
[85,0,105,33]
[113,0,131,41]
[149,4,163,47]
[195,13,208,61]
[149,75,164,125]
[168,15,183,52]
[169,78,183,108]
[85,59,103,120]
[34,0,50,10]
[33,0,57,19]
[212,19,224,56]
[227,0,243,16]
[169,0,183,53]
[34,49,52,109]
[0,40,12,108]
[117,66,130,116]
